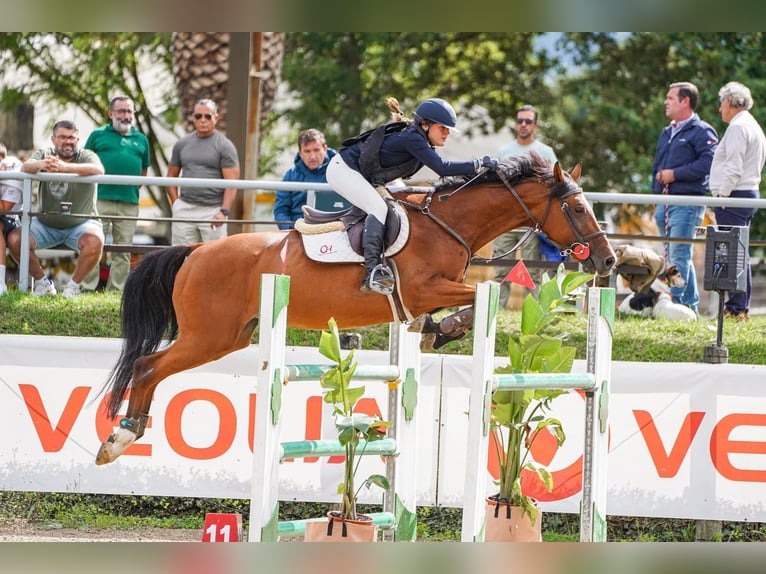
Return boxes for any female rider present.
[326,98,495,295]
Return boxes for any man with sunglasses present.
[493,105,559,308]
[166,99,240,245]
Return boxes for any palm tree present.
[170,32,285,231]
[171,32,285,140]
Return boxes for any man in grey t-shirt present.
[166,99,240,245]
[494,104,559,308]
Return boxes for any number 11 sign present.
[202,513,243,542]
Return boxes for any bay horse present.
[96,154,615,465]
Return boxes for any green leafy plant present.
[318,317,392,521]
[491,264,595,524]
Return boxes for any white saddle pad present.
[296,202,410,263]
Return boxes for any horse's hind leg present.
[96,319,258,465]
[95,348,173,465]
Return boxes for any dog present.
[618,266,696,321]
[651,291,698,321]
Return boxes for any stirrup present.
[361,264,395,295]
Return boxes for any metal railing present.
[3,171,766,292]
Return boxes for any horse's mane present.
[435,152,559,195]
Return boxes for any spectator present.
[7,120,105,298]
[82,95,151,291]
[0,143,23,296]
[709,81,766,321]
[652,81,718,315]
[494,104,559,308]
[326,97,493,295]
[166,99,240,245]
[273,129,338,229]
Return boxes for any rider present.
[327,97,496,295]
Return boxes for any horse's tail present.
[102,245,197,418]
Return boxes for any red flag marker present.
[502,260,535,289]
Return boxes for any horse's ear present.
[570,163,582,182]
[553,161,564,181]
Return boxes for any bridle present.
[396,167,608,269]
[483,168,607,264]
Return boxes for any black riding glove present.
[481,156,498,170]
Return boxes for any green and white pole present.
[248,273,290,542]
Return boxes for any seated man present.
[7,120,104,298]
[1,145,23,296]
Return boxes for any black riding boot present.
[361,214,395,295]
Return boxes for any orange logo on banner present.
[502,260,536,289]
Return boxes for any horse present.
[96,154,616,465]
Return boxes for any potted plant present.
[303,317,392,542]
[487,265,594,541]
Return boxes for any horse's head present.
[429,154,615,277]
[537,161,616,276]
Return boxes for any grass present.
[2,290,766,540]
[3,290,766,364]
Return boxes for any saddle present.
[295,188,410,264]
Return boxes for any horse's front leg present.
[410,306,475,351]
[406,278,479,350]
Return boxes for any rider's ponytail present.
[387,97,412,123]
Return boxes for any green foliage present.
[281,33,555,147]
[0,32,177,216]
[556,32,766,241]
[491,266,593,522]
[317,318,391,521]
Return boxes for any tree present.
[279,33,557,148]
[556,32,766,239]
[0,32,178,218]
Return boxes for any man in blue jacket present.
[652,82,718,314]
[274,129,342,229]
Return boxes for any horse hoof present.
[408,315,428,333]
[419,333,435,352]
[95,429,137,465]
[432,332,467,350]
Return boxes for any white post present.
[460,281,499,542]
[385,322,421,541]
[579,287,614,542]
[248,273,290,542]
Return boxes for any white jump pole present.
[247,273,421,542]
[461,281,614,542]
[461,281,500,542]
[579,286,614,542]
[248,273,290,542]
[383,322,422,541]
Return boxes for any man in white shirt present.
[494,105,559,308]
[709,81,766,321]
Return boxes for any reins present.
[396,167,608,269]
[395,191,474,258]
[470,168,553,265]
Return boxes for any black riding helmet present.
[414,98,460,133]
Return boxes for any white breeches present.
[326,154,388,224]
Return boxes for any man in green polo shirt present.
[83,95,150,291]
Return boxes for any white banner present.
[1,335,765,521]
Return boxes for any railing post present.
[18,177,33,292]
